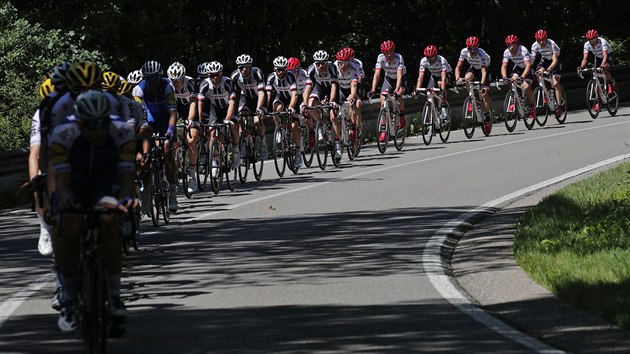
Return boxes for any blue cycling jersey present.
[132,78,177,124]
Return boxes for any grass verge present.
[514,161,630,330]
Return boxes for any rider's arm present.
[257,87,266,111]
[481,67,489,86]
[500,62,508,78]
[454,61,463,81]
[370,68,381,92]
[330,82,337,103]
[289,90,298,110]
[522,60,532,79]
[349,81,358,101]
[416,71,424,89]
[549,53,559,72]
[440,70,447,91]
[601,50,609,67]
[226,98,236,121]
[395,68,403,93]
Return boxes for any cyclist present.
[101,71,131,123]
[197,61,240,177]
[50,90,136,333]
[344,47,365,140]
[230,54,268,161]
[303,50,342,160]
[167,62,199,193]
[368,40,407,143]
[133,60,179,212]
[288,57,317,151]
[127,69,143,85]
[266,56,303,168]
[578,29,616,97]
[334,48,361,142]
[455,36,492,126]
[415,45,453,117]
[530,29,565,118]
[501,34,536,119]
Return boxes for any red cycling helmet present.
[336,48,352,61]
[380,40,395,53]
[586,29,599,39]
[535,29,548,40]
[465,36,479,47]
[287,57,300,70]
[505,34,519,45]
[424,45,438,57]
[345,47,355,59]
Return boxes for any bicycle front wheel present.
[225,148,237,191]
[150,166,161,226]
[439,102,452,143]
[315,121,328,170]
[178,136,192,199]
[556,90,568,124]
[376,109,389,153]
[273,125,286,177]
[586,79,600,119]
[238,134,250,183]
[503,92,517,132]
[420,102,434,146]
[533,86,548,127]
[302,125,314,167]
[252,136,264,181]
[462,96,476,138]
[196,138,209,192]
[82,252,107,354]
[209,141,222,195]
[606,79,619,116]
[393,113,405,151]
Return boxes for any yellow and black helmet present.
[118,79,133,96]
[102,71,121,92]
[39,78,55,100]
[66,61,102,93]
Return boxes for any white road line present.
[0,273,51,329]
[423,153,630,353]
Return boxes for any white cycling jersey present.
[583,37,613,58]
[458,47,491,69]
[333,61,360,90]
[292,68,309,95]
[419,55,452,76]
[170,76,196,105]
[230,68,265,99]
[531,39,561,61]
[375,53,406,79]
[502,45,531,68]
[351,58,364,81]
[197,76,237,109]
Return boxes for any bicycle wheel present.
[252,136,264,181]
[503,92,517,132]
[82,252,107,354]
[393,112,405,151]
[273,125,286,177]
[533,87,548,127]
[606,79,619,116]
[302,125,315,167]
[439,102,451,143]
[196,138,209,192]
[482,108,493,136]
[161,177,170,224]
[556,90,568,124]
[151,166,161,226]
[420,102,434,146]
[238,133,250,183]
[209,141,222,195]
[132,203,140,250]
[315,121,328,170]
[346,126,359,160]
[376,109,388,153]
[178,136,192,199]
[331,139,341,167]
[586,79,600,119]
[462,96,476,138]
[225,147,237,191]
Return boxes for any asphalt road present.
[1,106,629,353]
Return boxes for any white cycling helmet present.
[141,60,163,78]
[207,61,223,74]
[167,62,186,80]
[235,54,253,66]
[313,50,329,62]
[196,62,211,78]
[127,70,143,84]
[75,90,111,121]
[272,56,288,68]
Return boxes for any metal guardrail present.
[2,66,628,178]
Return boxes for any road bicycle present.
[237,113,264,183]
[372,92,405,153]
[578,67,619,119]
[414,87,451,145]
[336,100,362,160]
[455,81,493,138]
[533,71,568,125]
[270,111,301,176]
[175,123,193,199]
[304,104,342,169]
[208,121,238,194]
[498,78,536,132]
[146,135,170,226]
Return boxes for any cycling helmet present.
[39,78,55,100]
[167,62,186,80]
[505,35,519,45]
[465,36,480,47]
[196,62,211,78]
[75,90,111,121]
[380,40,395,53]
[345,47,355,59]
[424,45,438,57]
[272,56,288,68]
[336,48,352,61]
[118,79,132,96]
[586,29,599,40]
[235,54,253,66]
[66,61,102,93]
[535,29,548,40]
[312,50,329,62]
[141,60,163,79]
[207,61,223,74]
[126,70,143,84]
[287,57,301,70]
[102,71,121,92]
[49,62,71,91]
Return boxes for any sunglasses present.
[238,65,250,70]
[210,73,221,78]
[275,68,286,73]
[315,62,327,66]
[467,46,478,51]
[81,117,111,130]
[382,50,394,55]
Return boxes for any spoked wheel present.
[82,257,107,354]
[225,149,237,191]
[462,96,476,139]
[178,136,192,199]
[160,181,170,224]
[196,139,209,192]
[347,127,360,160]
[420,102,434,146]
[393,113,405,151]
[376,109,389,153]
[315,122,328,170]
[481,107,493,137]
[503,92,517,132]
[150,167,160,226]
[238,134,250,183]
[606,79,619,116]
[586,79,600,119]
[273,125,286,177]
[555,90,568,124]
[533,87,549,127]
[438,103,451,143]
[252,136,264,181]
[302,126,315,167]
[209,141,223,195]
[331,140,341,167]
[288,145,298,174]
[132,206,140,250]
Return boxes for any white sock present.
[37,214,51,236]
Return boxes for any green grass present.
[514,162,630,329]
